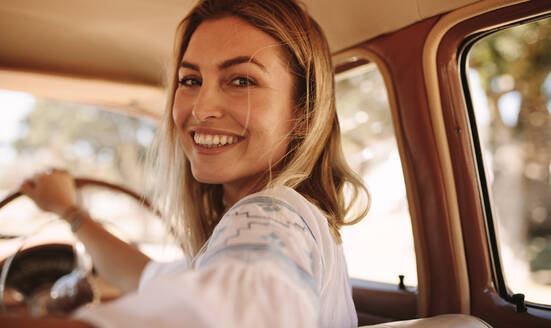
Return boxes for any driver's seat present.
[360,314,492,327]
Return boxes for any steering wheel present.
[0,178,158,317]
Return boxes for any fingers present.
[45,168,69,175]
[19,179,36,195]
[18,168,77,215]
[19,168,72,192]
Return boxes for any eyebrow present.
[180,56,267,72]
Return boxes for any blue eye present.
[179,78,201,86]
[231,77,255,88]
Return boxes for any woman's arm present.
[19,169,151,292]
[70,210,151,292]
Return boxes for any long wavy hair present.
[147,0,370,256]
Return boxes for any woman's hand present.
[19,169,78,216]
[18,169,150,292]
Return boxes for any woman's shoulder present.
[234,186,320,219]
[227,186,332,244]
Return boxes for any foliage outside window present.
[336,63,417,286]
[468,17,551,305]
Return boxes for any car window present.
[466,16,551,305]
[0,90,181,260]
[336,63,417,287]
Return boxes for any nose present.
[192,85,224,122]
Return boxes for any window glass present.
[336,63,417,286]
[0,91,181,260]
[467,17,551,304]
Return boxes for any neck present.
[222,174,267,209]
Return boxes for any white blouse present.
[74,186,357,328]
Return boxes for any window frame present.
[334,52,419,288]
[435,0,551,325]
[333,49,420,324]
[459,12,551,311]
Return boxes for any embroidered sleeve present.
[198,195,322,302]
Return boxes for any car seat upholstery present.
[360,314,492,327]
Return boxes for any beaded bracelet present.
[61,206,89,233]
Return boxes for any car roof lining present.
[0,0,480,115]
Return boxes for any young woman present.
[11,0,369,327]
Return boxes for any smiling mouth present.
[192,132,241,148]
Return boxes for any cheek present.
[225,96,253,124]
[251,97,294,147]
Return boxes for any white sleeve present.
[73,187,324,328]
[138,257,191,291]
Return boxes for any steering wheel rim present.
[0,178,154,212]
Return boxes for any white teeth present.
[193,133,238,148]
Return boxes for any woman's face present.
[173,16,295,200]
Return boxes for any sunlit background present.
[0,93,181,264]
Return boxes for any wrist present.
[60,205,81,221]
[54,203,76,217]
[61,206,89,233]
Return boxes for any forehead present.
[183,16,285,63]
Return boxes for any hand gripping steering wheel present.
[0,178,156,317]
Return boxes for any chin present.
[192,174,224,185]
[190,169,228,185]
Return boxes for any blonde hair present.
[147,0,370,256]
